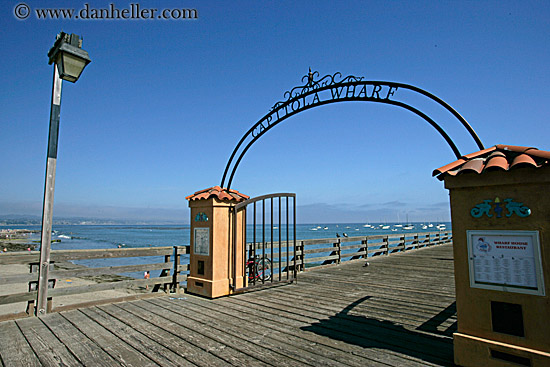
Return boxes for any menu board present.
[194,227,210,256]
[467,230,544,295]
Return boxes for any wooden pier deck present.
[0,243,456,366]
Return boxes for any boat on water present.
[323,227,329,230]
[402,214,414,230]
[381,225,390,230]
[422,225,428,229]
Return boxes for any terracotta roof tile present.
[484,152,508,171]
[510,154,537,168]
[458,158,485,174]
[433,144,550,180]
[462,146,496,159]
[186,186,249,202]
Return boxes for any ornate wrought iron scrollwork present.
[281,70,364,106]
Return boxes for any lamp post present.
[36,32,91,316]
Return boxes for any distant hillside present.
[0,215,186,226]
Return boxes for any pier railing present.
[0,245,190,320]
[296,230,452,270]
[247,230,452,274]
[0,230,451,320]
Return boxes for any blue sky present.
[1,1,549,223]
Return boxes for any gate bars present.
[232,193,297,291]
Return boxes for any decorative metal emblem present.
[195,212,209,222]
[221,69,485,190]
[471,197,531,218]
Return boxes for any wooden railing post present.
[26,263,39,316]
[299,241,305,272]
[363,238,368,259]
[323,240,340,265]
[153,254,171,293]
[28,262,55,315]
[171,246,180,293]
[384,236,389,255]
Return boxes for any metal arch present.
[221,71,485,189]
[224,97,461,190]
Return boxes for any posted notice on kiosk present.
[471,233,537,289]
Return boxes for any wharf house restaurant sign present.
[467,230,545,296]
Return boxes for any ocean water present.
[2,222,451,250]
[2,222,451,277]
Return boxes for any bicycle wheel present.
[255,257,272,282]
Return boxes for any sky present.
[1,1,549,224]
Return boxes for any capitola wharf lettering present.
[252,82,398,138]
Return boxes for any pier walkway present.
[0,243,456,366]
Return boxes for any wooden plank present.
[221,297,442,367]
[340,243,364,251]
[16,317,84,366]
[141,298,302,367]
[52,292,164,313]
[79,306,192,367]
[340,250,367,259]
[232,294,453,366]
[152,297,352,367]
[0,252,40,265]
[61,309,158,366]
[303,254,339,263]
[40,312,122,366]
[253,283,456,334]
[0,290,36,305]
[236,292,453,357]
[50,246,174,261]
[99,302,228,367]
[302,246,338,254]
[0,320,42,367]
[47,275,173,298]
[176,295,390,367]
[1,272,37,285]
[121,300,271,366]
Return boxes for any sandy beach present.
[0,229,145,318]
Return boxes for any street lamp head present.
[48,32,91,83]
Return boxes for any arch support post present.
[186,187,248,298]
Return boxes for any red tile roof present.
[186,186,249,202]
[433,145,550,180]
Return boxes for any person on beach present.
[144,271,150,289]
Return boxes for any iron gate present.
[231,193,297,292]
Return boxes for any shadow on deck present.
[302,295,456,366]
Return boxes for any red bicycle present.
[246,255,272,283]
